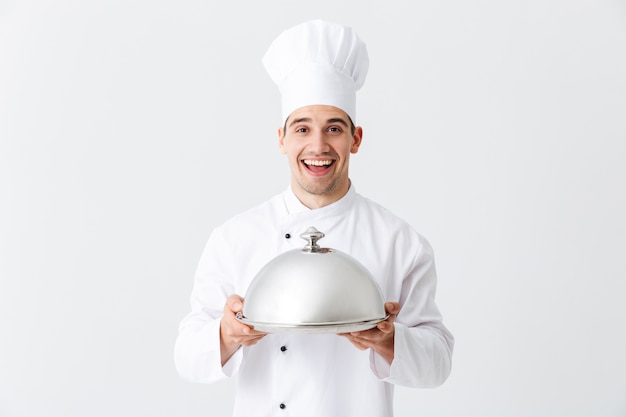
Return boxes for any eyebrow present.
[288,117,349,128]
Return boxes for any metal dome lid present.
[236,227,387,334]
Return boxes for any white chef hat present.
[262,19,369,123]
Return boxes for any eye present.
[327,126,342,134]
[295,127,308,134]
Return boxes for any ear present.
[350,126,363,154]
[278,127,287,155]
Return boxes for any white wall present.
[1,1,625,416]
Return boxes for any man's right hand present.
[219,294,266,366]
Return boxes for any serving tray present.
[236,315,389,334]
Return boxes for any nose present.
[308,130,330,153]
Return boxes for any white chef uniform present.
[174,184,454,416]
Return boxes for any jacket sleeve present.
[370,234,454,387]
[174,228,243,383]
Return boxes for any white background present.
[1,1,625,416]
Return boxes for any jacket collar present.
[283,182,356,215]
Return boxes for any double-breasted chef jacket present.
[175,184,454,417]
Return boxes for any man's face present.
[278,105,362,207]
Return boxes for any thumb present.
[227,294,245,312]
[384,302,401,315]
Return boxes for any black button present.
[280,345,287,352]
[279,403,286,409]
[284,233,291,239]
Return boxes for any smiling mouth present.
[302,159,334,173]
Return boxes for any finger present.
[241,324,266,336]
[225,322,265,344]
[226,294,245,313]
[348,328,381,343]
[376,320,394,334]
[231,317,266,336]
[384,301,401,316]
[340,335,368,350]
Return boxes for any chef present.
[174,19,454,416]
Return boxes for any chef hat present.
[262,19,369,123]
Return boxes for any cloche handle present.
[300,227,325,253]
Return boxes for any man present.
[175,19,454,416]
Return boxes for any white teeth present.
[304,159,332,166]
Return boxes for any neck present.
[291,179,351,209]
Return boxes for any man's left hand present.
[339,301,400,364]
